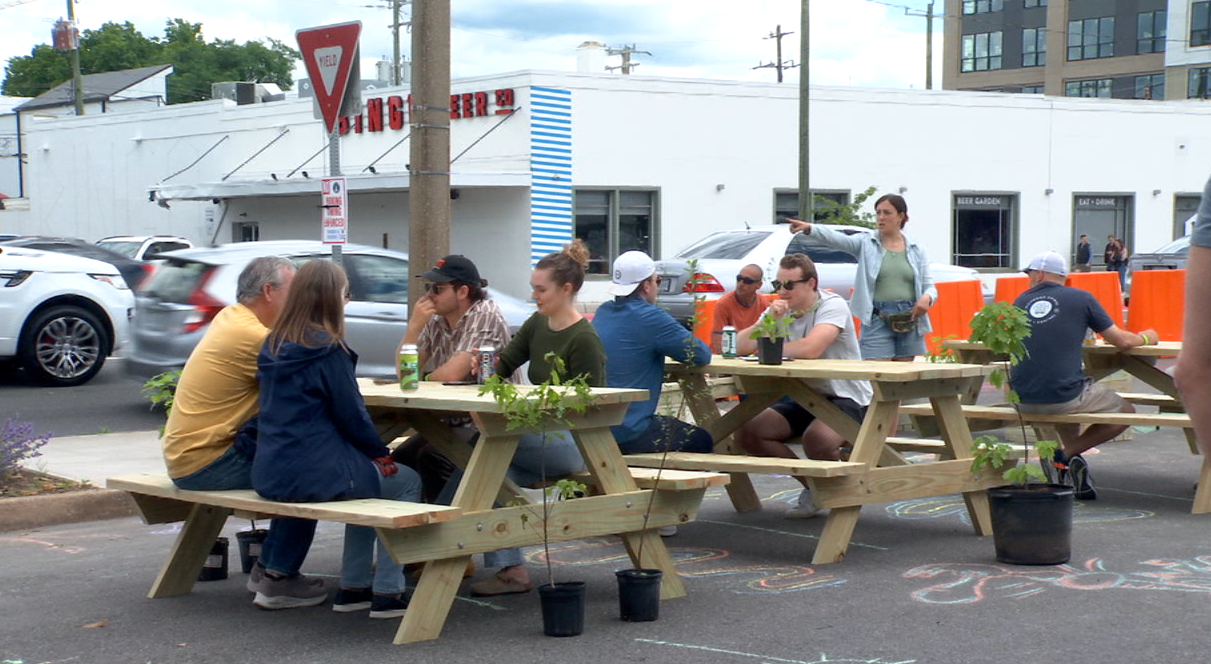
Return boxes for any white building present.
[4,66,1211,303]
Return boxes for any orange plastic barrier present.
[1126,269,1185,341]
[926,279,985,355]
[692,298,717,347]
[994,275,1030,304]
[1065,271,1124,328]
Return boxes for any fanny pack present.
[879,310,916,334]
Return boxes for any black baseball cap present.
[418,254,484,285]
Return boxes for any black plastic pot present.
[757,337,784,365]
[197,537,229,582]
[616,568,662,622]
[988,483,1074,565]
[538,581,586,637]
[236,529,268,574]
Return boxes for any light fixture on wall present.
[367,165,377,174]
[1152,189,1162,196]
[715,184,725,192]
[1045,188,1054,195]
[898,186,908,194]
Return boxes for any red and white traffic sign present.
[297,21,362,134]
[321,177,348,244]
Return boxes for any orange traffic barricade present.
[1066,271,1124,328]
[994,275,1030,304]
[926,279,985,355]
[1127,269,1185,341]
[692,298,717,347]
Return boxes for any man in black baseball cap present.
[418,254,486,286]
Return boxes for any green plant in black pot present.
[966,301,1074,566]
[749,313,792,365]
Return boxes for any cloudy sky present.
[1,0,943,94]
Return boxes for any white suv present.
[0,246,134,386]
[96,235,193,261]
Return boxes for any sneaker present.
[331,587,373,613]
[252,573,328,610]
[469,573,533,596]
[369,593,409,619]
[1067,455,1097,500]
[1041,448,1068,485]
[246,563,264,593]
[784,488,820,519]
[657,525,678,537]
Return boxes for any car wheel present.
[19,306,110,387]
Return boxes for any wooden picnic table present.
[662,358,1003,564]
[360,380,725,643]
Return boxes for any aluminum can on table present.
[399,344,420,391]
[477,346,498,384]
[721,325,738,358]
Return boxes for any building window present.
[1022,28,1046,67]
[232,222,259,242]
[1068,17,1115,60]
[1190,67,1211,99]
[1193,1,1211,47]
[1175,194,1200,239]
[1065,78,1112,98]
[963,0,1003,14]
[1021,85,1045,94]
[774,190,849,224]
[962,32,1003,72]
[952,194,1017,269]
[1137,11,1166,53]
[1134,73,1165,100]
[1024,0,1046,6]
[1073,195,1133,267]
[573,189,657,275]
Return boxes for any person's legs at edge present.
[336,466,422,618]
[618,415,714,455]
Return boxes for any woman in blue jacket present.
[789,194,938,361]
[254,259,422,619]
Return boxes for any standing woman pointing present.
[788,194,937,361]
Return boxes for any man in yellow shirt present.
[162,256,326,610]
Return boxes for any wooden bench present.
[622,452,867,478]
[572,466,731,491]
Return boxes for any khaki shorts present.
[1018,381,1123,416]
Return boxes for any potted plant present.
[481,353,595,637]
[966,301,1074,565]
[750,313,792,365]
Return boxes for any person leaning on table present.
[1176,173,1211,459]
[787,194,937,361]
[732,252,873,520]
[1012,251,1157,502]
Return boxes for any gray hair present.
[236,256,295,304]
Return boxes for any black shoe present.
[332,587,373,613]
[369,593,409,619]
[1042,448,1067,485]
[1067,455,1097,500]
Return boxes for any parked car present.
[1125,234,1189,297]
[125,240,535,381]
[96,235,193,261]
[655,224,992,326]
[0,245,133,386]
[0,236,151,290]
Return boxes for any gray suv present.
[125,241,533,380]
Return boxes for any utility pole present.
[389,0,411,85]
[905,1,940,89]
[753,24,797,83]
[797,0,810,222]
[606,44,651,75]
[408,0,451,305]
[66,0,83,115]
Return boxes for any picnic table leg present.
[812,505,862,564]
[680,372,764,513]
[148,503,231,599]
[931,394,993,536]
[1194,459,1211,515]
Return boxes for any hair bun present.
[563,238,590,269]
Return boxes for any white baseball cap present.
[609,250,656,296]
[1022,251,1069,277]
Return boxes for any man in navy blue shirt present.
[1012,251,1157,499]
[593,250,713,455]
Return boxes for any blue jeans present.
[172,444,315,577]
[863,300,926,360]
[341,466,422,595]
[618,415,713,454]
[436,430,585,568]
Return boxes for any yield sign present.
[297,21,362,134]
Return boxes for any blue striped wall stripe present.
[530,87,573,264]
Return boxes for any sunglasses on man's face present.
[771,278,810,291]
[424,283,450,294]
[735,275,761,285]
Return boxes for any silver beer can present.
[721,325,738,358]
[477,346,497,384]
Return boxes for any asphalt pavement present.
[1,358,166,437]
[4,418,1211,664]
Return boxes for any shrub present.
[0,416,53,482]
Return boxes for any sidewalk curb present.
[0,489,140,533]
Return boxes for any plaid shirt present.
[417,298,512,380]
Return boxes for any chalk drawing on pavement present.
[634,639,915,664]
[887,496,1153,525]
[905,556,1211,604]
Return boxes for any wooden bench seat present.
[899,403,1193,428]
[884,437,951,454]
[1119,392,1181,408]
[571,467,731,491]
[622,452,867,478]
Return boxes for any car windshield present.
[141,261,210,303]
[674,231,770,260]
[96,241,142,258]
[1151,236,1190,256]
[787,232,859,264]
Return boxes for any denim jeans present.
[171,444,315,577]
[436,430,585,569]
[617,415,713,455]
[341,465,422,595]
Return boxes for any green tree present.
[2,19,298,103]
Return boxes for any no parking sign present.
[321,177,347,244]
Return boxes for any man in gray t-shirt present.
[1012,251,1156,499]
[733,253,873,519]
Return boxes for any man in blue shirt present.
[1012,251,1157,499]
[593,250,713,455]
